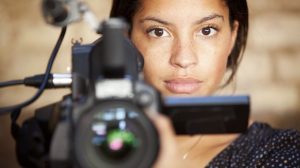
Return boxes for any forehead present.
[136,0,229,21]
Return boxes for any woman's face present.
[131,0,238,96]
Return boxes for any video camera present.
[0,1,250,168]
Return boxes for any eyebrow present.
[195,14,224,24]
[139,13,224,26]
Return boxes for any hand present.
[149,114,196,168]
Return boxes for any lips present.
[164,78,202,94]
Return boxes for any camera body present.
[50,19,160,168]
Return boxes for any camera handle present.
[11,108,47,168]
[11,101,67,168]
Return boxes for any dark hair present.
[110,0,248,86]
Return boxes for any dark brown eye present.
[202,27,211,36]
[199,26,218,37]
[148,28,170,37]
[154,28,164,36]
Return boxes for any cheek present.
[200,52,227,82]
[196,36,231,85]
[142,47,170,83]
[210,55,228,83]
[132,36,171,84]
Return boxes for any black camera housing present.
[52,19,161,168]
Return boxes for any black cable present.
[0,73,72,89]
[0,80,24,88]
[0,27,67,115]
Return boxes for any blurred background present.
[0,0,299,167]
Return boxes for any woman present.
[110,0,300,167]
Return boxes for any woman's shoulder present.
[240,122,300,167]
[207,122,300,167]
[247,122,300,149]
[247,122,300,143]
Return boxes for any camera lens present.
[91,122,138,160]
[74,100,159,168]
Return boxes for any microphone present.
[42,0,101,33]
[42,0,81,27]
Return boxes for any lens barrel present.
[74,100,159,168]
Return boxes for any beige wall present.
[0,1,112,167]
[0,0,299,167]
[237,1,300,129]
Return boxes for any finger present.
[150,114,176,141]
[150,114,183,168]
[149,114,177,156]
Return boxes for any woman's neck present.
[176,134,240,167]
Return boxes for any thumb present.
[149,114,181,168]
[151,114,176,141]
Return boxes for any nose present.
[170,39,197,69]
